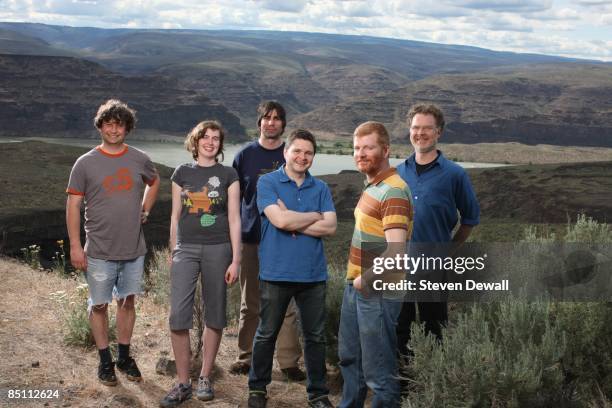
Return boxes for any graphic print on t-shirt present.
[182,176,224,228]
[258,160,282,177]
[103,168,133,194]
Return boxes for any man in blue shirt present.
[231,101,304,380]
[395,104,480,357]
[248,129,337,408]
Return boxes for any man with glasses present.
[395,104,480,358]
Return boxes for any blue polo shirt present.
[256,165,336,282]
[396,151,480,243]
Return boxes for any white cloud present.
[449,0,553,12]
[256,0,309,13]
[0,0,611,60]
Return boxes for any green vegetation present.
[402,215,612,407]
[51,239,70,276]
[51,282,117,348]
[20,244,41,270]
[145,247,171,305]
[325,265,346,364]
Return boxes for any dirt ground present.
[0,257,342,407]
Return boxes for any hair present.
[407,103,445,131]
[285,129,317,154]
[184,120,226,162]
[256,100,287,132]
[353,121,390,147]
[94,99,137,132]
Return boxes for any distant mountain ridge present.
[0,22,610,145]
[0,54,246,139]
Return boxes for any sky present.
[1,0,611,61]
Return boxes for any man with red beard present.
[338,121,413,408]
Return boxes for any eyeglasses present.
[410,126,439,133]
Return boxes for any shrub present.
[564,213,611,244]
[325,265,346,364]
[145,247,171,305]
[403,214,612,407]
[552,302,612,398]
[51,239,71,277]
[52,282,116,348]
[20,244,41,270]
[404,298,566,408]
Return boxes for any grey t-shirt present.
[66,145,158,260]
[171,162,238,245]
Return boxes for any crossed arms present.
[263,199,337,237]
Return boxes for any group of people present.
[66,98,480,408]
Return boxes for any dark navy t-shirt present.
[232,141,285,243]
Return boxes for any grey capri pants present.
[169,241,232,330]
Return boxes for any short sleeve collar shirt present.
[256,165,336,282]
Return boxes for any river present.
[1,137,508,174]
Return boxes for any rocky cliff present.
[0,54,247,140]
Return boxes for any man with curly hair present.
[66,99,160,386]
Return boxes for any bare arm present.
[226,181,241,285]
[169,181,182,252]
[297,211,337,237]
[452,224,473,245]
[66,194,87,271]
[141,176,160,223]
[263,201,322,231]
[354,227,407,292]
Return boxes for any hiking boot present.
[196,376,214,401]
[159,383,192,408]
[247,391,267,408]
[229,361,250,375]
[308,396,334,408]
[281,366,306,382]
[116,356,142,382]
[98,361,118,386]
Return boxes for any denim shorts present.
[85,255,145,311]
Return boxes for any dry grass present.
[0,257,338,407]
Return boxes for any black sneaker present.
[247,391,267,408]
[160,383,192,408]
[281,366,306,381]
[116,356,142,382]
[98,361,118,386]
[308,396,334,408]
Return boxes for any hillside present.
[0,54,247,139]
[291,64,612,146]
[1,22,611,146]
[319,161,612,224]
[2,141,612,257]
[0,256,327,407]
[0,141,173,258]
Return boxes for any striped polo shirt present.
[346,167,413,280]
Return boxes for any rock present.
[156,357,177,377]
[31,361,40,368]
[106,394,140,407]
[144,340,158,348]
